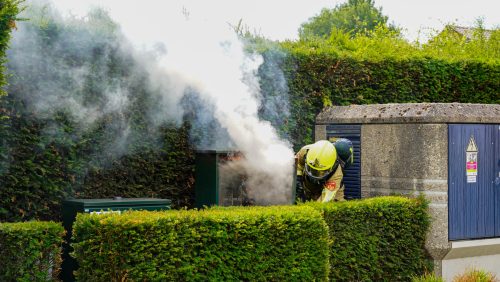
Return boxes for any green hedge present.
[0,221,65,281]
[307,196,432,281]
[72,206,329,281]
[276,43,500,148]
[0,0,23,220]
[70,197,431,281]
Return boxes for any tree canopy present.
[298,0,394,40]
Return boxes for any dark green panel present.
[195,152,219,208]
[63,198,171,209]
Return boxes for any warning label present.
[467,175,477,183]
[466,152,477,176]
[466,135,478,183]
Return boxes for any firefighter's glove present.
[296,175,306,203]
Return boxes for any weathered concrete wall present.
[314,124,327,141]
[360,123,451,268]
[361,124,448,196]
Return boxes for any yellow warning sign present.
[466,135,478,152]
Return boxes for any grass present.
[453,269,497,282]
[413,269,498,282]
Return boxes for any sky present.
[51,0,500,44]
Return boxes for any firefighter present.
[295,139,353,202]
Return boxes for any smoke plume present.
[8,0,294,204]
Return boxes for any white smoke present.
[17,0,295,204]
[147,11,295,204]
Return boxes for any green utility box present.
[195,150,297,208]
[61,198,171,282]
[195,150,250,208]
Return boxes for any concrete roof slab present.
[316,103,500,124]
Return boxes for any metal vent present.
[326,124,361,199]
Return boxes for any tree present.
[299,0,395,39]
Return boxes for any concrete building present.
[314,103,500,280]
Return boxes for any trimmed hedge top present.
[72,206,330,281]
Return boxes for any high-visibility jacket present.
[296,144,345,202]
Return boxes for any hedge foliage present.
[71,197,430,280]
[72,206,329,281]
[0,0,23,220]
[0,221,65,281]
[307,196,432,281]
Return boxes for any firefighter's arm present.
[295,146,309,202]
[318,167,343,203]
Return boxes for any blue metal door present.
[449,124,497,240]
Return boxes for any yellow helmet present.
[305,140,337,182]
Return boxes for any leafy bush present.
[307,196,432,281]
[0,221,65,281]
[0,0,21,98]
[298,0,394,39]
[72,206,329,281]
